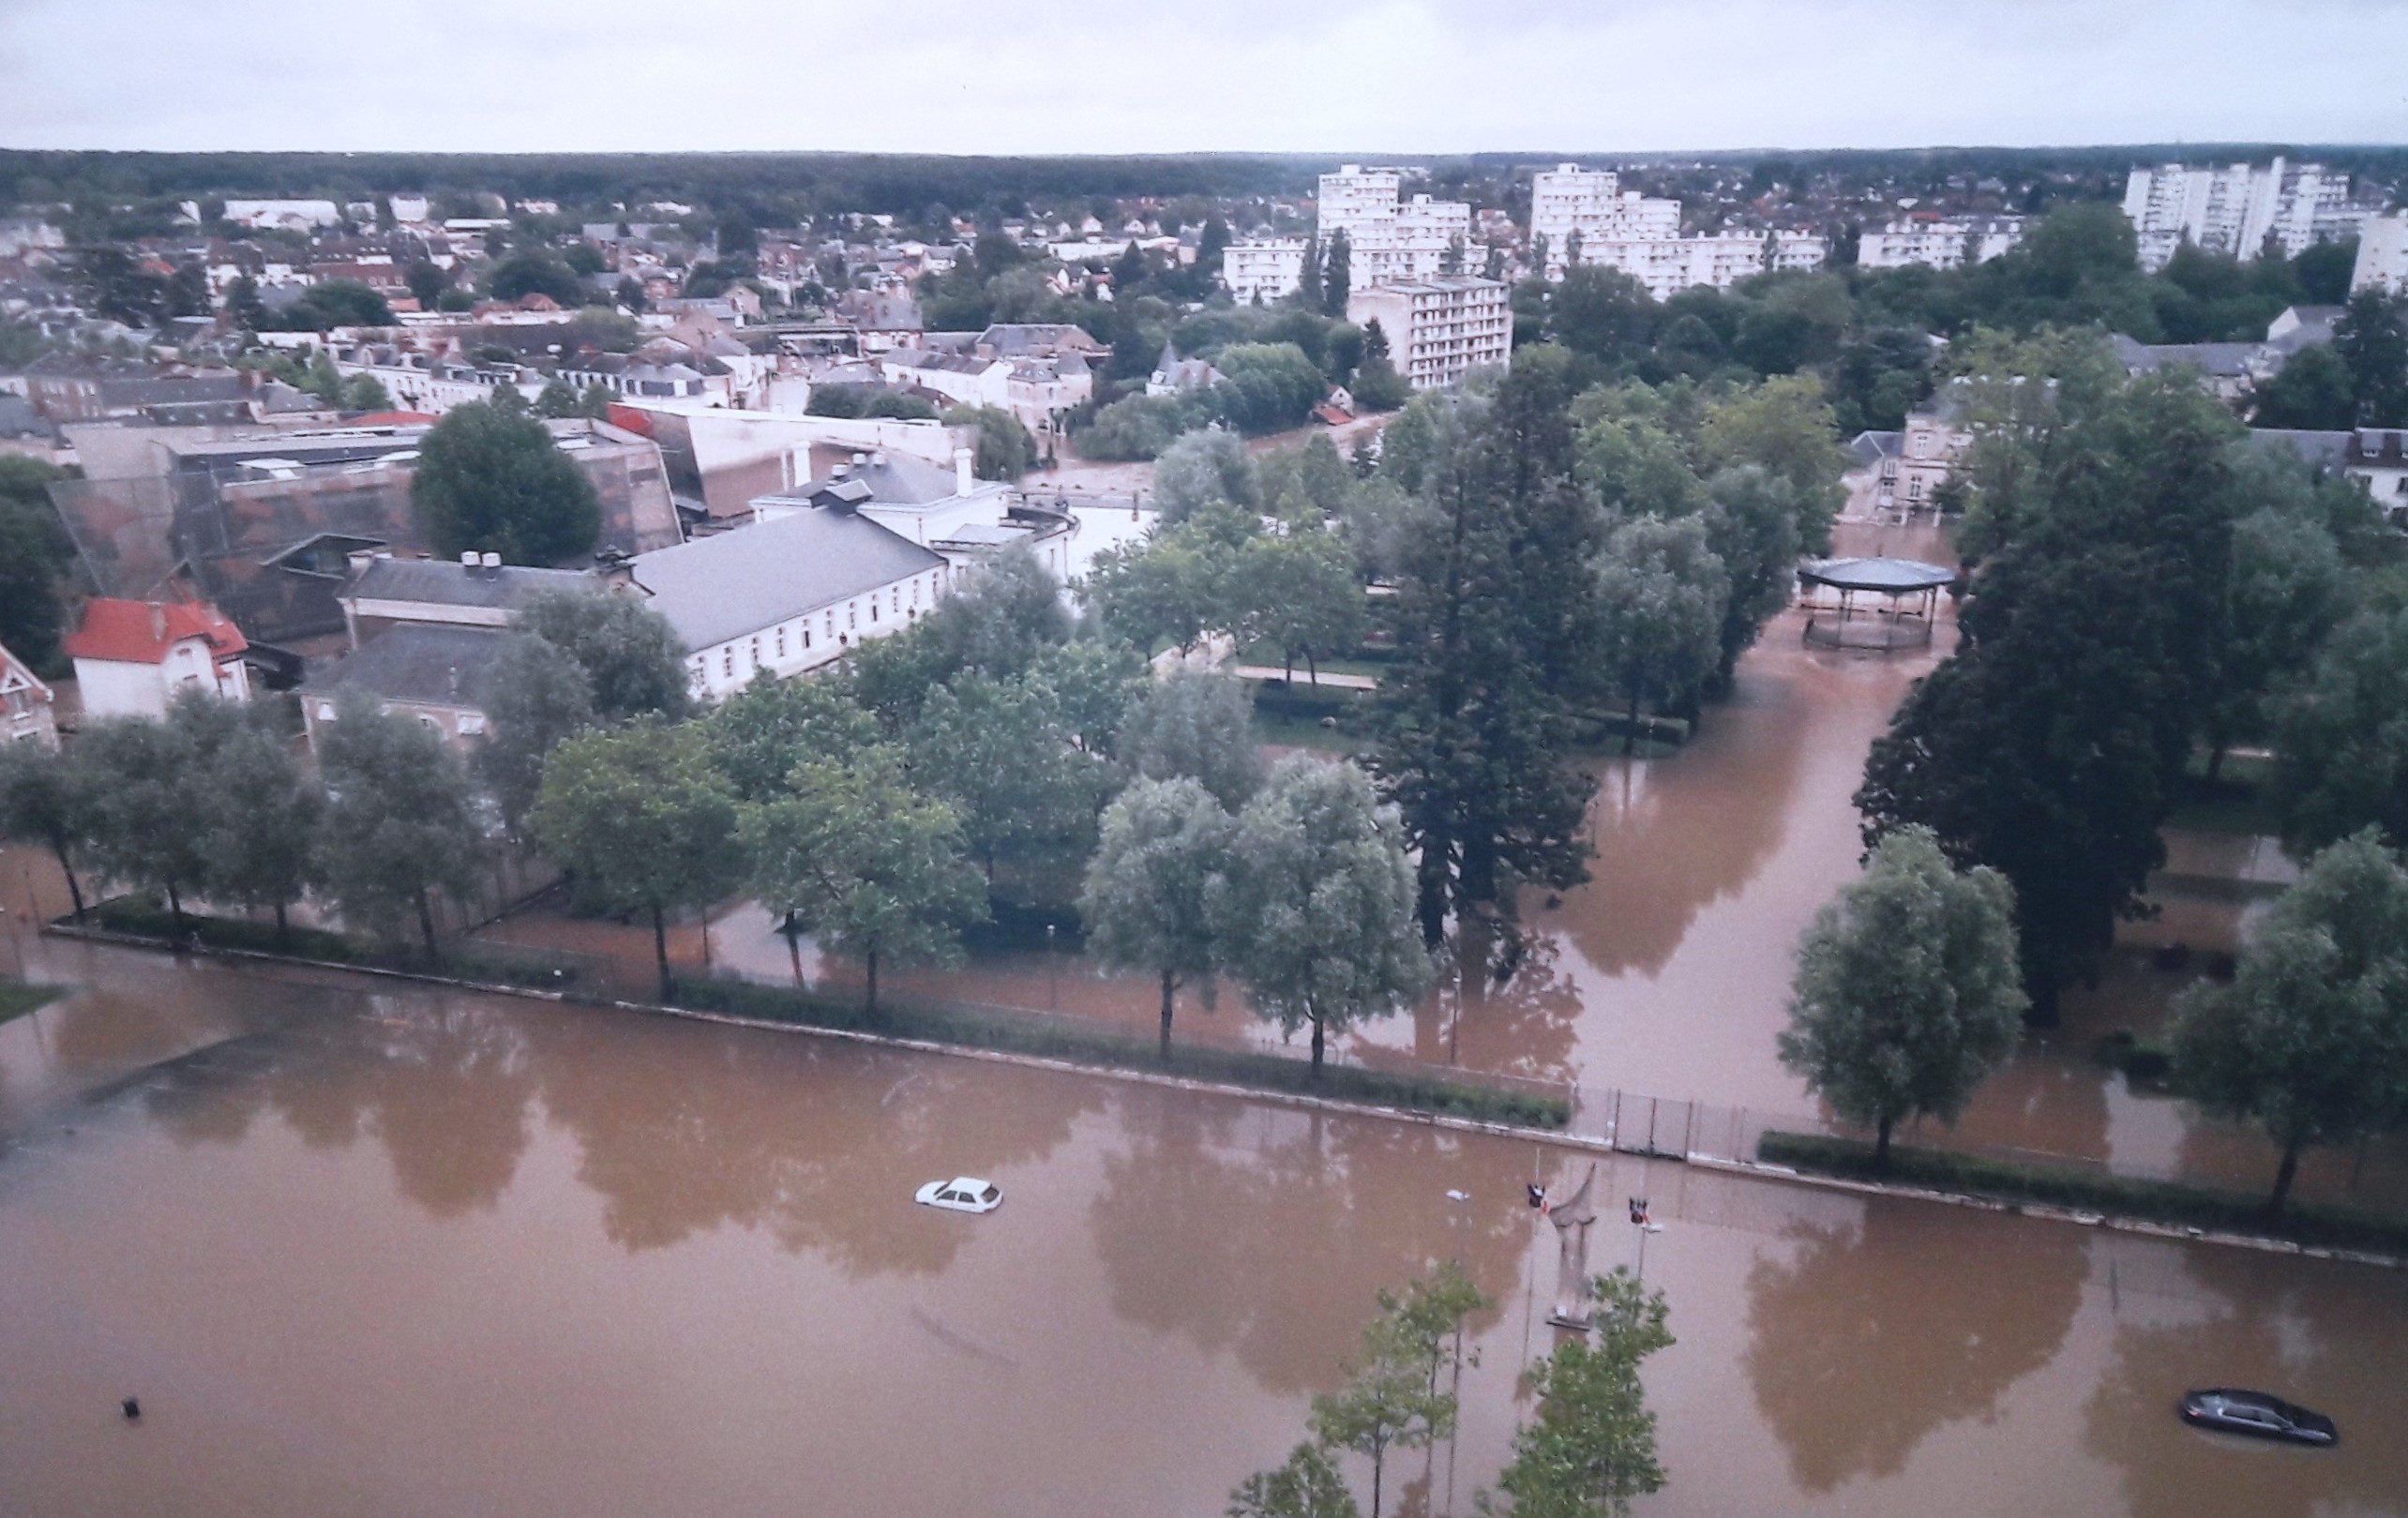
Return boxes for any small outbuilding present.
[1798,557,1956,651]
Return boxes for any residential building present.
[387,195,431,225]
[299,624,504,755]
[338,552,602,647]
[1222,239,1306,303]
[1528,165,1681,278]
[0,641,57,747]
[2108,334,2287,406]
[1345,276,1511,391]
[2354,214,2408,294]
[2248,427,2408,526]
[64,598,252,719]
[2265,305,2345,353]
[1858,215,2025,271]
[221,199,344,232]
[1316,167,1473,288]
[1892,385,1977,511]
[1576,232,1827,301]
[623,503,952,701]
[2121,159,2366,272]
[1843,430,1904,518]
[752,446,1073,579]
[1148,343,1222,398]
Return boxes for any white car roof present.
[949,1177,993,1191]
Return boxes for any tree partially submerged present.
[1777,825,2027,1165]
[1079,777,1239,1059]
[317,692,486,963]
[1492,1269,1675,1518]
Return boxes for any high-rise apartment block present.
[1221,238,1307,303]
[1528,164,1680,277]
[1316,166,1473,288]
[1858,216,2025,270]
[2121,158,2366,272]
[1346,276,1512,391]
[2352,213,2408,294]
[1524,162,1826,298]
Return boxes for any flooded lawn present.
[0,944,2400,1517]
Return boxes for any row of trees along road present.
[1858,328,2402,1016]
[1232,1262,1674,1518]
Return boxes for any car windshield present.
[979,1186,1000,1202]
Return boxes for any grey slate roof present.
[348,556,600,609]
[2244,428,2354,472]
[628,508,944,652]
[1847,430,1903,468]
[300,624,504,708]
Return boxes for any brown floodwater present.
[0,939,2400,1517]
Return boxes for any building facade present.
[1316,167,1473,289]
[1577,232,1827,301]
[1222,239,1306,304]
[1345,277,1511,391]
[64,599,252,720]
[0,642,57,748]
[1858,216,2026,271]
[1528,164,1682,278]
[2122,159,2366,272]
[2354,214,2408,294]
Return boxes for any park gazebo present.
[1798,556,1956,651]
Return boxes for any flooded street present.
[0,938,2401,1516]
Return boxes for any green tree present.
[1228,1444,1360,1518]
[1307,1263,1489,1518]
[1322,231,1351,317]
[1220,758,1433,1075]
[317,692,486,963]
[203,716,325,947]
[1080,776,1240,1058]
[1078,394,1192,460]
[79,694,233,932]
[1215,342,1328,434]
[2333,288,2408,426]
[534,379,587,418]
[2270,606,2408,853]
[487,252,584,307]
[1350,318,1411,411]
[1239,529,1362,684]
[533,721,742,999]
[411,398,602,564]
[1153,428,1263,523]
[905,672,1109,905]
[0,456,78,675]
[2171,829,2408,1214]
[2250,343,2356,429]
[225,273,268,330]
[739,747,986,1016]
[284,280,394,329]
[703,669,878,803]
[1593,515,1727,754]
[1548,265,1659,368]
[0,739,94,920]
[339,372,391,412]
[1028,640,1145,760]
[1777,825,2028,1165]
[519,590,691,721]
[473,633,596,835]
[1698,465,1802,685]
[1492,1269,1675,1518]
[1085,527,1240,658]
[1375,353,1604,945]
[1693,377,1847,553]
[2205,502,2347,778]
[1120,669,1267,809]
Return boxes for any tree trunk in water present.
[416,889,441,967]
[1310,1014,1325,1079]
[1306,650,1319,687]
[273,900,290,951]
[651,903,672,1001]
[1624,690,1641,757]
[1416,850,1450,950]
[50,843,83,923]
[2269,1138,2302,1217]
[1875,1114,1893,1169]
[865,951,880,1020]
[166,879,184,939]
[1284,647,1293,684]
[1370,1451,1383,1518]
[1159,967,1176,1061]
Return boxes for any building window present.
[804,629,812,649]
[869,603,878,623]
[849,603,858,629]
[749,637,761,668]
[722,648,735,677]
[776,627,788,657]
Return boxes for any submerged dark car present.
[2179,1390,2338,1447]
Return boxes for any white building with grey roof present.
[624,504,952,702]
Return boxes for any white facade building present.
[1579,232,1826,301]
[2121,159,2366,272]
[2354,214,2408,294]
[1222,239,1307,303]
[221,199,345,232]
[63,599,252,721]
[1346,277,1511,391]
[1858,216,2026,271]
[1316,167,1473,289]
[1528,165,1682,278]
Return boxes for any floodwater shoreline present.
[38,916,2405,1273]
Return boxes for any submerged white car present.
[915,1177,1002,1214]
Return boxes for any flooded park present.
[0,934,2401,1517]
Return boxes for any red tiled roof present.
[64,598,249,666]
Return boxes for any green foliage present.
[1228,1445,1360,1518]
[519,589,692,721]
[1027,639,1145,759]
[201,714,325,941]
[1592,515,1726,750]
[1699,465,1804,683]
[1119,670,1266,808]
[1693,375,1846,553]
[2333,288,2408,426]
[263,278,394,330]
[1237,529,1362,683]
[339,372,392,412]
[1778,826,2027,1161]
[807,383,941,421]
[411,398,602,564]
[1219,757,1434,1074]
[487,252,584,307]
[1153,428,1263,522]
[77,694,231,923]
[0,456,78,674]
[473,632,595,835]
[738,746,987,1014]
[316,691,485,960]
[1079,393,1196,460]
[2171,830,2408,1213]
[1080,775,1240,1056]
[532,721,742,997]
[1302,1262,1489,1518]
[0,736,95,916]
[1491,1269,1675,1518]
[1213,341,1327,433]
[941,404,1035,479]
[2250,343,2356,429]
[905,670,1111,906]
[703,670,879,803]
[2271,605,2408,853]
[1351,317,1411,411]
[1084,519,1242,656]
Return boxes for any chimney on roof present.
[460,550,477,568]
[480,551,502,571]
[149,602,167,642]
[955,446,974,498]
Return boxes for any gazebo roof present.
[1798,556,1957,594]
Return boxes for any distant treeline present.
[7,143,2405,227]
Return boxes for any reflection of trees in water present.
[530,1014,1093,1274]
[1402,928,1586,1084]
[1942,1030,2111,1170]
[2084,1247,2407,1518]
[1543,668,1814,981]
[1088,1089,1531,1395]
[1744,1198,2084,1492]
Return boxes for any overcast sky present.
[3,0,2403,155]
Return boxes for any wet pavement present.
[0,937,2400,1517]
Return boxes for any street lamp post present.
[1046,922,1058,1009]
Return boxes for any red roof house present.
[64,598,252,720]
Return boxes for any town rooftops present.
[65,598,248,666]
[2108,335,2268,379]
[975,323,1107,357]
[1847,430,1904,468]
[345,555,601,611]
[795,448,991,508]
[2245,428,2355,472]
[627,508,945,653]
[300,624,504,709]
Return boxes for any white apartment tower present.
[1316,166,1473,289]
[2351,214,2408,294]
[1528,164,1681,277]
[1858,216,2026,271]
[1346,276,1512,391]
[1222,238,1307,303]
[2121,159,2365,272]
